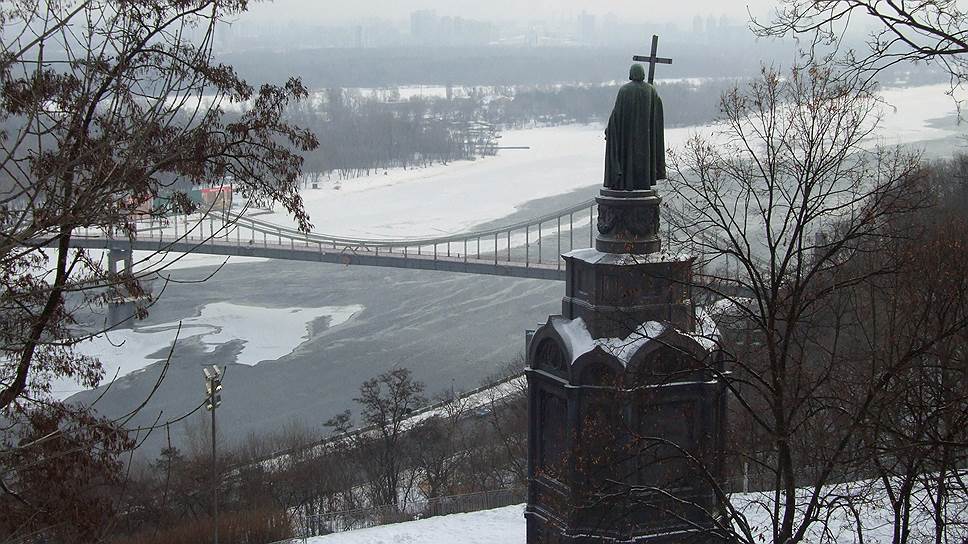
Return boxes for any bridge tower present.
[106,241,137,329]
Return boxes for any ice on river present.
[52,303,363,398]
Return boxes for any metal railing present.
[65,196,748,284]
[216,199,599,269]
[68,198,602,278]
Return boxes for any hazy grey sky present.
[242,0,778,25]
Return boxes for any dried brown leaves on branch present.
[0,0,317,540]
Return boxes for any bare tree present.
[327,367,426,509]
[844,158,968,544]
[478,372,528,489]
[754,0,968,88]
[0,0,316,539]
[411,392,471,499]
[0,0,316,408]
[663,51,968,544]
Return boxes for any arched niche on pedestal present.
[572,348,624,387]
[527,324,572,381]
[572,350,627,487]
[625,331,710,387]
[624,332,716,495]
[526,328,572,486]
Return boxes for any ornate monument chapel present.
[525,37,728,544]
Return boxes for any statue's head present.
[629,63,646,82]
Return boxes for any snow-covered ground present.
[305,476,959,544]
[248,124,607,238]
[301,499,876,544]
[305,504,526,544]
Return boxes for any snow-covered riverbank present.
[249,83,962,240]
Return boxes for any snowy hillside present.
[304,505,525,544]
[303,478,956,544]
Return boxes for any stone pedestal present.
[104,241,148,330]
[107,299,137,329]
[595,189,662,254]
[525,188,726,544]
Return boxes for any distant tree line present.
[257,80,731,185]
[220,44,951,90]
[494,80,731,127]
[283,89,498,181]
[221,45,773,89]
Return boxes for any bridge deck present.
[71,235,568,281]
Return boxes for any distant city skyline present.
[239,0,777,26]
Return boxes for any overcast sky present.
[241,0,779,25]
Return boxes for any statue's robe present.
[604,81,666,190]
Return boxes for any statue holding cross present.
[604,34,672,191]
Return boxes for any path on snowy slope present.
[241,374,524,472]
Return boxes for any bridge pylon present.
[106,240,137,329]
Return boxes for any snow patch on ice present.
[51,303,364,399]
[245,124,613,239]
[138,302,364,366]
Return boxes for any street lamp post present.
[203,365,223,544]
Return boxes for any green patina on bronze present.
[603,64,666,190]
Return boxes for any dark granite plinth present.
[561,248,694,339]
[595,189,662,254]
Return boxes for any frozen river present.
[67,82,966,456]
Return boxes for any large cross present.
[633,34,673,84]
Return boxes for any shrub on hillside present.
[110,508,292,544]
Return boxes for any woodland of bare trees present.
[656,46,968,544]
[104,366,528,543]
[0,1,316,541]
[288,89,497,180]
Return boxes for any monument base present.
[595,189,661,254]
[526,185,726,544]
